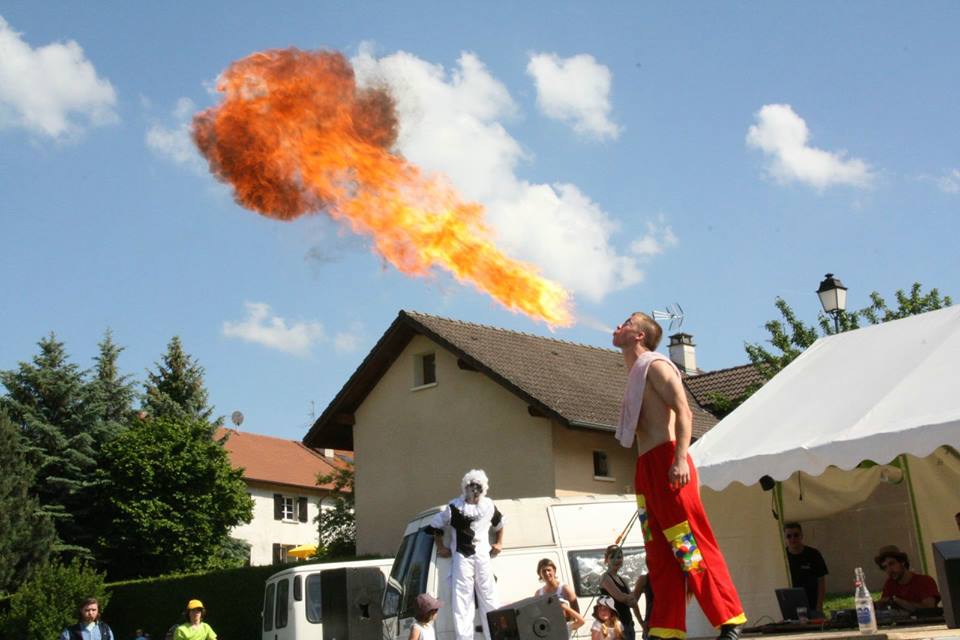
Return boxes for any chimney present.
[668,333,698,374]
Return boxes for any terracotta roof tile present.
[216,427,351,491]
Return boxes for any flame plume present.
[192,48,573,327]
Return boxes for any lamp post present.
[817,273,848,333]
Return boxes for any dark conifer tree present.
[0,411,56,595]
[0,335,96,558]
[143,336,215,423]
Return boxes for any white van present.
[382,494,648,640]
[261,557,394,640]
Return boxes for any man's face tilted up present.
[612,315,642,349]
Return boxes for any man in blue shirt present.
[60,597,113,640]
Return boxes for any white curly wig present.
[461,469,490,497]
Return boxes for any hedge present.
[104,564,278,640]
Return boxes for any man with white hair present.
[426,469,505,640]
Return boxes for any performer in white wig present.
[426,469,505,640]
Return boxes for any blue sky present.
[2,3,957,440]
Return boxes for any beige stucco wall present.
[552,423,637,496]
[354,335,557,556]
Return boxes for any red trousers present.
[635,441,746,639]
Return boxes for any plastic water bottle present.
[854,566,877,634]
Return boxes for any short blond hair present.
[630,312,662,350]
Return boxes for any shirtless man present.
[613,312,746,640]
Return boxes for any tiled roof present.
[304,311,718,449]
[216,427,351,491]
[684,364,764,409]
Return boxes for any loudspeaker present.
[320,566,386,640]
[487,593,567,640]
[933,540,960,629]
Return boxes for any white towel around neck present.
[615,351,680,448]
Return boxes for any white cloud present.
[0,16,117,139]
[145,97,206,172]
[332,324,364,353]
[526,52,620,140]
[746,104,874,190]
[353,47,664,302]
[935,169,960,194]
[630,215,679,258]
[223,303,326,357]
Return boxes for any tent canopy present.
[692,305,960,491]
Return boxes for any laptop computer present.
[775,587,810,621]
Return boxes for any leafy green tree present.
[0,411,56,595]
[97,416,253,578]
[0,558,109,640]
[707,283,951,416]
[0,334,98,558]
[143,337,215,423]
[207,537,253,570]
[315,461,356,558]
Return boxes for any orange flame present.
[192,48,573,327]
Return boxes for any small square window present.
[593,451,610,477]
[414,352,437,387]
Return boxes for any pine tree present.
[143,336,215,423]
[0,335,97,558]
[0,411,56,595]
[85,330,136,438]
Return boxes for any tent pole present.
[775,480,790,582]
[899,454,928,574]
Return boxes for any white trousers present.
[452,552,499,640]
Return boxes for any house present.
[216,427,350,565]
[303,310,728,556]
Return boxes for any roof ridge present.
[402,309,620,355]
[216,426,309,446]
[686,362,757,379]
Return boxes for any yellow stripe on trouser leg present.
[721,613,747,626]
[649,627,686,639]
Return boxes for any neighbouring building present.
[218,427,351,565]
[303,310,726,556]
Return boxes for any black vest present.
[68,622,112,640]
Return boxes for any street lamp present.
[817,273,848,333]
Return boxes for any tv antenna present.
[230,410,244,429]
[652,303,685,331]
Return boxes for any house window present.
[593,451,613,480]
[413,352,437,388]
[274,494,310,522]
[272,543,299,564]
[282,497,295,521]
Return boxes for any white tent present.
[683,306,960,635]
[692,305,960,490]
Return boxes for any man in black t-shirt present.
[784,522,828,614]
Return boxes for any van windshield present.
[568,547,647,597]
[383,528,434,619]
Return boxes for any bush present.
[1,558,109,640]
[105,564,279,640]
